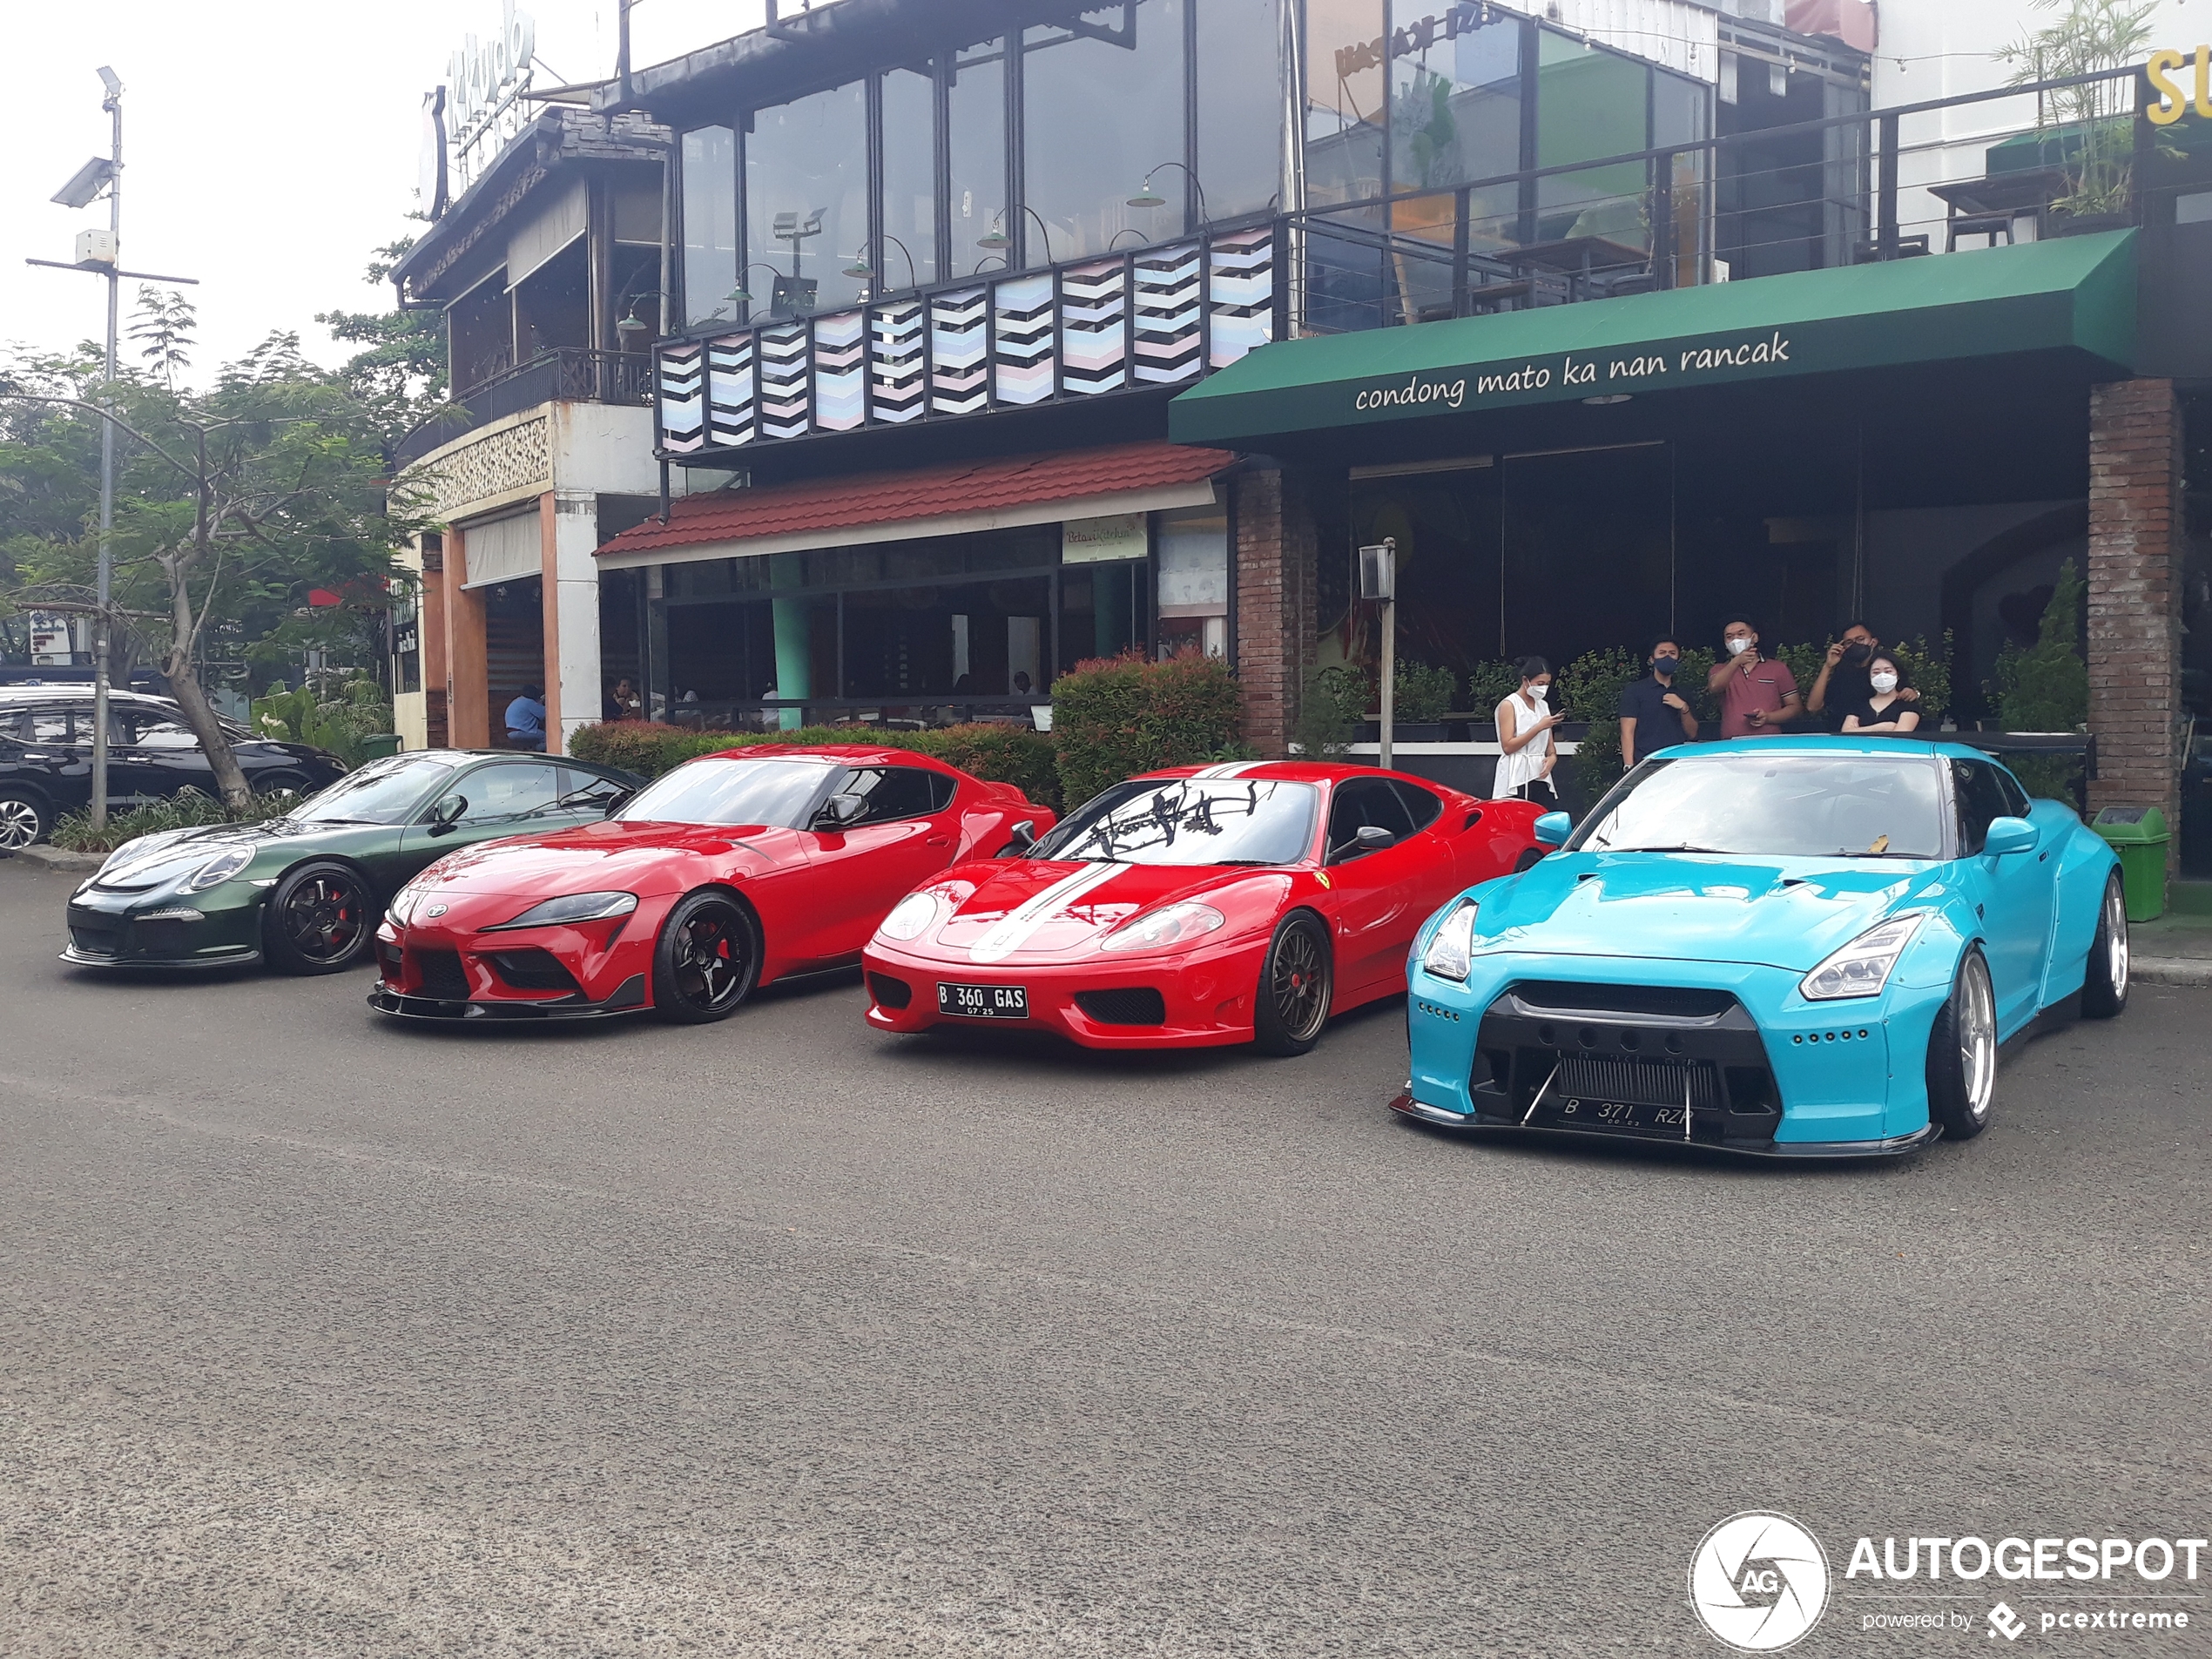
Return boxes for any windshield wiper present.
[1211,859,1283,867]
[1604,843,1736,855]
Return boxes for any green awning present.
[1170,230,2137,447]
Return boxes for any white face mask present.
[1870,671,1899,693]
[1528,685,1548,702]
[1725,637,1752,658]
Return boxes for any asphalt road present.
[1,853,2207,1657]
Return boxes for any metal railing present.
[394,347,656,470]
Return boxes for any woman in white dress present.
[1494,656,1563,807]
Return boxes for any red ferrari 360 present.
[861,761,1547,1055]
[368,745,1054,1023]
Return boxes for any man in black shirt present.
[1618,636,1701,768]
[1807,620,1921,731]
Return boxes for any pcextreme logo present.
[1689,1512,1831,1652]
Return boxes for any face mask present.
[1528,685,1548,702]
[1870,671,1899,693]
[1725,637,1752,658]
[1652,655,1680,677]
[1842,642,1873,667]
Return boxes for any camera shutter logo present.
[1688,1512,1831,1652]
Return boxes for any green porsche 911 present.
[62,749,642,974]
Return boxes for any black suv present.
[0,688,347,849]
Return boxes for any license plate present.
[1548,1096,1688,1133]
[937,981,1028,1019]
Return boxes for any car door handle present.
[925,833,952,847]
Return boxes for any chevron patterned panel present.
[758,323,810,441]
[869,300,926,425]
[929,287,988,415]
[705,333,756,448]
[1133,241,1203,384]
[1058,259,1128,396]
[992,273,1055,406]
[1208,228,1277,368]
[657,342,705,452]
[812,310,867,432]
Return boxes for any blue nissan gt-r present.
[1392,738,2129,1157]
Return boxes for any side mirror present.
[815,792,865,829]
[1354,825,1397,851]
[428,793,468,833]
[1983,815,2039,858]
[1534,811,1573,847]
[997,819,1037,858]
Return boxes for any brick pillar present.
[2086,377,2184,874]
[1232,468,1317,759]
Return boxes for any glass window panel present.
[1387,4,1522,250]
[1195,0,1284,219]
[680,126,738,329]
[1535,30,1650,248]
[949,40,1008,278]
[844,577,1052,698]
[1305,0,1386,206]
[1654,68,1711,286]
[1350,465,1503,691]
[745,81,868,316]
[1157,505,1227,611]
[880,65,939,290]
[1502,446,1672,676]
[1022,1,1189,265]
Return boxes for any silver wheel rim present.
[0,800,37,850]
[2105,881,2129,999]
[1959,954,1998,1122]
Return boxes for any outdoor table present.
[1494,234,1650,301]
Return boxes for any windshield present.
[1032,778,1320,867]
[288,756,461,826]
[614,757,835,827]
[1569,754,1946,860]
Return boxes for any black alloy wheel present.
[1513,846,1546,873]
[262,860,375,974]
[2080,873,2129,1020]
[0,788,51,851]
[1925,948,2000,1140]
[652,889,762,1023]
[1252,910,1333,1057]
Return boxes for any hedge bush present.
[567,721,1062,808]
[1049,649,1245,809]
[52,787,295,855]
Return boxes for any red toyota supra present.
[368,745,1054,1024]
[861,761,1548,1055]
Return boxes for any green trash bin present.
[356,732,403,762]
[2091,806,2168,922]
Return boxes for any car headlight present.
[878,891,941,943]
[1098,900,1225,953]
[1800,914,1925,1001]
[182,846,255,892]
[1420,900,1479,981]
[482,890,639,932]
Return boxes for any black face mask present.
[1652,656,1680,677]
[1841,642,1873,667]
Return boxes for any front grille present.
[867,971,913,1009]
[1511,981,1738,1019]
[375,941,404,980]
[1556,1055,1723,1113]
[68,922,124,957]
[413,948,469,1000]
[1075,987,1167,1026]
[133,919,195,956]
[489,948,581,994]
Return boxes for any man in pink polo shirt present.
[1705,617,1803,738]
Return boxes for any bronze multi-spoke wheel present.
[652,889,761,1023]
[1926,948,1999,1139]
[262,860,374,974]
[1252,911,1332,1057]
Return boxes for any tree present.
[315,237,449,443]
[127,286,197,391]
[1,335,427,808]
[1996,0,2161,216]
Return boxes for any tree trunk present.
[164,658,252,812]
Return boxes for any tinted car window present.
[1571,754,1946,860]
[833,765,943,825]
[290,755,461,826]
[556,767,631,809]
[1952,759,2016,856]
[1994,765,2033,818]
[1327,779,1417,860]
[1391,780,1444,833]
[459,761,564,823]
[0,710,27,742]
[1034,778,1320,867]
[35,708,79,745]
[615,758,840,828]
[128,718,205,749]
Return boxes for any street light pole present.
[93,66,122,833]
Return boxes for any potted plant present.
[1996,0,2159,233]
[1390,660,1456,742]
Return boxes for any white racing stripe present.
[1188,760,1271,780]
[969,861,1125,964]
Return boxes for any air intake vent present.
[414,948,469,1000]
[867,971,913,1009]
[1075,987,1167,1026]
[1512,981,1737,1019]
[489,948,582,994]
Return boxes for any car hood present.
[83,816,348,892]
[1468,852,1946,974]
[922,859,1289,961]
[404,819,799,899]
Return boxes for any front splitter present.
[1386,1093,1940,1160]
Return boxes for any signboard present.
[27,611,78,666]
[1061,513,1148,564]
[442,1,537,199]
[2147,47,2212,125]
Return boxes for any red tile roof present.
[596,440,1238,557]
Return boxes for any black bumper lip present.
[1388,1092,1940,1159]
[60,943,260,970]
[366,974,647,1023]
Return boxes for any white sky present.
[0,0,769,385]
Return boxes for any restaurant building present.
[583,0,2205,867]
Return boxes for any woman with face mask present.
[1494,655,1564,806]
[1839,652,1923,736]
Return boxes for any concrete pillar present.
[2087,378,2184,876]
[1232,468,1317,759]
[443,523,490,750]
[421,539,449,748]
[547,489,605,755]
